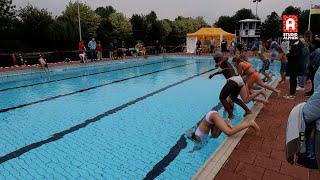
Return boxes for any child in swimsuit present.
[210,53,268,108]
[38,55,49,72]
[233,55,281,96]
[191,110,260,142]
[209,52,251,119]
[258,53,272,82]
[276,47,287,84]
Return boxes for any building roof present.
[239,19,261,23]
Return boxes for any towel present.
[286,102,306,160]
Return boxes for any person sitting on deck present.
[189,110,260,143]
[79,40,88,63]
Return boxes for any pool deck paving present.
[215,81,320,180]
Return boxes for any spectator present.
[78,40,87,63]
[237,41,244,55]
[232,41,237,55]
[306,39,320,96]
[107,42,114,59]
[118,40,126,58]
[155,40,160,55]
[284,39,306,99]
[303,66,320,168]
[221,39,228,56]
[96,41,103,61]
[297,37,310,91]
[88,38,96,61]
[196,40,202,55]
[113,40,118,59]
[210,39,216,54]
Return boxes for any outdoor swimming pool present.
[0,56,280,179]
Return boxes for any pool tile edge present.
[192,79,280,180]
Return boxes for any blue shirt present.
[88,40,96,50]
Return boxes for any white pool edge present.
[193,79,280,180]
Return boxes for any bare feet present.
[260,89,267,99]
[250,120,260,135]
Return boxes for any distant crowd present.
[77,38,164,63]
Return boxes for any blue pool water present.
[0,56,280,179]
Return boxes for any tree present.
[0,0,20,51]
[233,8,257,22]
[19,5,54,50]
[130,14,147,43]
[261,12,281,40]
[146,11,157,25]
[159,19,172,37]
[158,19,172,45]
[169,16,209,45]
[214,8,256,35]
[282,6,301,16]
[95,6,116,19]
[0,0,16,32]
[215,16,237,33]
[62,2,101,41]
[108,13,132,42]
[299,10,310,35]
[47,17,79,49]
[95,6,116,45]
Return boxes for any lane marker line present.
[0,62,197,114]
[0,68,215,164]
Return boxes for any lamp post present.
[77,0,82,41]
[253,0,262,19]
[308,0,312,31]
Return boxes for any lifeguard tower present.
[236,19,261,47]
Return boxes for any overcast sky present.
[13,0,313,24]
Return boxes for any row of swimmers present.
[189,51,280,144]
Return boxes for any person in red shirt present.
[96,41,103,60]
[78,40,87,63]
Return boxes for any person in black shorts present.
[208,52,251,119]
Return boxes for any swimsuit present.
[248,71,260,83]
[195,111,217,141]
[241,62,252,75]
[228,75,245,87]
